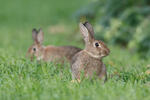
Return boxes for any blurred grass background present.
[0,0,150,100]
[75,0,150,58]
[0,0,89,55]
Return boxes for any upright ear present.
[32,28,38,42]
[79,22,94,44]
[83,21,94,36]
[37,28,44,44]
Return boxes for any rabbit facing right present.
[71,22,110,82]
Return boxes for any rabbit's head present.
[79,22,110,59]
[27,28,44,61]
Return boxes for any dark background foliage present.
[74,0,150,58]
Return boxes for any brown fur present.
[71,22,110,81]
[27,28,81,64]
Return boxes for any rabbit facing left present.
[27,28,81,64]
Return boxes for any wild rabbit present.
[71,22,110,82]
[27,28,81,64]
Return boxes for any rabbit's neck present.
[37,55,44,61]
[84,50,101,59]
[37,46,45,60]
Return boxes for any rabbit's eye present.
[95,43,99,47]
[33,48,36,51]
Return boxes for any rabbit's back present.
[43,46,81,63]
[60,46,81,60]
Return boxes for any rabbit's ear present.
[37,28,44,44]
[32,28,38,42]
[83,22,94,36]
[79,22,94,44]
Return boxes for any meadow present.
[0,0,150,100]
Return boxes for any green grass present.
[0,0,150,100]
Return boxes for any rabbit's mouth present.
[30,54,36,61]
[30,54,43,61]
[102,49,110,56]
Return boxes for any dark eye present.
[95,42,99,47]
[33,48,36,51]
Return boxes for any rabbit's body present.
[71,50,106,80]
[27,28,81,64]
[71,22,109,81]
[40,46,81,63]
